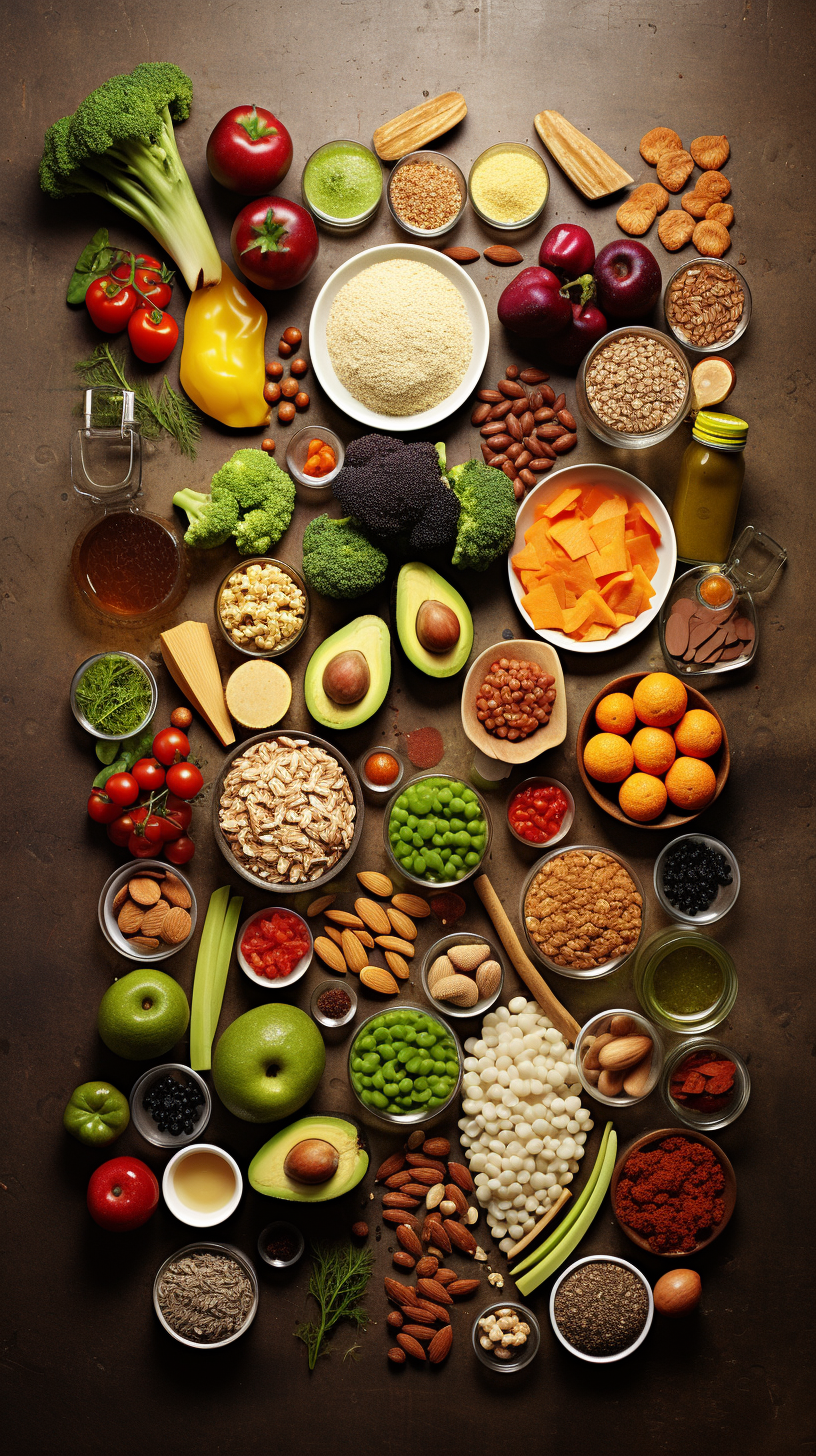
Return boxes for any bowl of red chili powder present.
[611,1129,736,1256]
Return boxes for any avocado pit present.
[322,649,370,705]
[283,1137,340,1185]
[416,599,461,655]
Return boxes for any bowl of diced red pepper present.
[660,1038,750,1131]
[506,777,575,849]
[237,908,314,988]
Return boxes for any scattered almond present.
[385,951,411,980]
[428,1325,453,1363]
[341,929,368,973]
[375,935,414,957]
[360,965,400,995]
[324,925,344,947]
[325,909,365,929]
[447,943,490,973]
[356,870,393,897]
[441,245,480,263]
[353,928,375,948]
[386,907,417,941]
[391,893,430,918]
[306,894,336,918]
[430,974,478,1008]
[422,1137,450,1157]
[483,244,523,265]
[354,898,392,935]
[314,936,347,973]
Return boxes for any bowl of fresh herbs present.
[71,651,157,741]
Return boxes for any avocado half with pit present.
[249,1115,368,1202]
[396,562,473,678]
[304,615,391,729]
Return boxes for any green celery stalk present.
[511,1121,613,1276]
[207,895,243,1051]
[515,1128,618,1298]
[189,886,230,1070]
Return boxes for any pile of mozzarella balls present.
[459,997,594,1255]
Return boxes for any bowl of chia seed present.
[550,1255,653,1363]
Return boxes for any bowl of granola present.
[520,845,645,981]
[212,731,364,892]
[215,557,310,659]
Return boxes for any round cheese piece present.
[226,660,292,729]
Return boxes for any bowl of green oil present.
[634,927,737,1034]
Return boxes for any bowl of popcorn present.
[215,557,310,659]
[472,1302,540,1372]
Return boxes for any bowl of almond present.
[99,862,196,962]
[421,933,505,1020]
[574,1008,664,1107]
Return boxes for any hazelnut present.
[283,326,302,347]
[351,1221,369,1239]
[280,377,299,399]
[294,391,310,410]
[170,707,193,729]
[266,360,284,379]
[290,357,308,377]
[278,340,293,358]
[260,438,276,455]
[263,381,281,404]
[278,401,296,423]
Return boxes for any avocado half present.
[396,562,473,678]
[248,1114,369,1202]
[304,615,391,729]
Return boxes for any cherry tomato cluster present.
[87,724,202,864]
[85,251,179,363]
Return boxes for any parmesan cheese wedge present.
[160,621,234,746]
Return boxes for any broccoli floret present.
[210,447,292,512]
[172,487,240,549]
[301,516,389,599]
[447,458,518,572]
[331,434,460,553]
[39,62,221,291]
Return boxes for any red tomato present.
[104,772,140,807]
[87,791,121,824]
[130,809,164,843]
[85,276,137,332]
[206,105,293,195]
[127,306,179,363]
[166,762,203,800]
[112,252,163,276]
[152,727,190,766]
[112,259,173,307]
[231,196,319,291]
[128,831,159,858]
[164,793,193,830]
[131,757,166,792]
[107,813,135,847]
[165,834,195,865]
[156,812,184,842]
[87,1157,159,1232]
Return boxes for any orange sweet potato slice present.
[561,597,597,634]
[614,611,638,627]
[549,515,595,559]
[589,495,628,526]
[589,515,626,552]
[631,564,656,602]
[520,569,544,591]
[581,623,614,641]
[512,543,539,571]
[547,573,568,609]
[627,501,661,542]
[578,485,613,516]
[587,538,629,579]
[561,557,597,596]
[626,532,660,579]
[521,580,565,630]
[541,486,582,519]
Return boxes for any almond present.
[384,1276,417,1305]
[356,870,393,897]
[396,1225,423,1257]
[443,1219,477,1255]
[416,1298,450,1325]
[425,1183,445,1209]
[387,1346,406,1364]
[374,935,414,957]
[609,1014,638,1036]
[383,1209,422,1232]
[622,1047,653,1097]
[396,1333,426,1361]
[314,936,347,973]
[129,935,160,951]
[597,1034,652,1071]
[406,1154,447,1173]
[431,974,478,1008]
[411,1167,446,1186]
[324,926,344,947]
[375,1154,406,1182]
[415,1256,439,1279]
[484,244,523,265]
[598,1068,625,1097]
[360,966,400,995]
[353,928,375,949]
[422,1220,451,1253]
[160,907,191,945]
[118,902,144,935]
[582,1031,616,1071]
[447,942,490,972]
[402,1181,433,1198]
[383,1191,420,1210]
[391,893,430,918]
[433,1267,457,1286]
[446,1161,474,1193]
[325,909,364,929]
[392,1251,416,1270]
[427,954,453,990]
[385,1170,415,1189]
[401,1324,434,1342]
[402,1304,437,1326]
[422,1137,451,1158]
[386,907,417,941]
[386,1310,404,1329]
[111,886,130,913]
[444,1183,469,1216]
[354,897,392,934]
[139,902,170,938]
[161,873,191,909]
[306,894,336,917]
[341,929,368,973]
[405,1130,425,1150]
[446,1278,481,1298]
[416,1277,453,1306]
[428,1325,453,1363]
[441,246,480,263]
[128,877,162,907]
[385,951,410,981]
[475,960,502,999]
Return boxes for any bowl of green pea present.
[383,774,492,889]
[347,1006,464,1128]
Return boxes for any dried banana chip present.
[639,127,683,164]
[658,210,696,251]
[690,134,730,171]
[656,148,695,192]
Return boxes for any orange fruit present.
[632,672,688,728]
[595,692,636,735]
[673,709,722,759]
[632,727,677,776]
[665,756,717,811]
[583,732,635,784]
[619,773,668,823]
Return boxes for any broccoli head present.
[331,434,460,553]
[213,447,296,515]
[447,458,518,572]
[301,516,389,599]
[173,448,295,551]
[172,487,240,549]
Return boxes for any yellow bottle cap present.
[692,410,749,449]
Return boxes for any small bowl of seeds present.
[153,1242,259,1349]
[550,1255,654,1363]
[386,150,467,239]
[472,1301,540,1372]
[664,258,751,355]
[577,326,691,449]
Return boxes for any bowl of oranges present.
[576,672,730,829]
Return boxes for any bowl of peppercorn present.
[129,1064,211,1149]
[654,834,740,925]
[258,1221,305,1269]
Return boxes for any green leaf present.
[92,757,127,789]
[242,209,289,256]
[95,739,121,764]
[236,107,278,142]
[120,721,156,770]
[66,228,116,305]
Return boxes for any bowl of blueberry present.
[654,834,739,926]
[129,1064,211,1148]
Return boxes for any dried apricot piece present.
[616,190,658,236]
[690,134,730,171]
[706,201,735,227]
[681,191,711,220]
[656,148,695,192]
[639,127,683,164]
[658,211,695,251]
[634,182,670,213]
[692,219,731,257]
[695,170,731,200]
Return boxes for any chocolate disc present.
[671,597,697,621]
[733,617,755,642]
[719,642,746,661]
[688,619,720,650]
[694,627,728,661]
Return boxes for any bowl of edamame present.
[383,774,492,890]
[347,1006,464,1129]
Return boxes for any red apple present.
[546,301,609,369]
[497,266,572,339]
[87,1156,159,1232]
[231,196,319,290]
[594,240,662,320]
[207,106,293,195]
[538,224,595,280]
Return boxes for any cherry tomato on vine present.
[164,793,193,829]
[131,757,166,792]
[128,832,160,858]
[165,834,195,865]
[112,252,163,276]
[107,813,136,847]
[85,276,137,333]
[156,813,184,842]
[113,260,174,308]
[87,791,121,825]
[166,762,203,800]
[128,306,179,364]
[152,727,190,766]
[104,772,140,808]
[130,807,164,840]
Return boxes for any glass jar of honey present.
[671,411,748,565]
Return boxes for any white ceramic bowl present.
[236,908,313,989]
[507,463,677,655]
[162,1144,243,1228]
[550,1255,654,1363]
[98,861,196,962]
[308,243,489,432]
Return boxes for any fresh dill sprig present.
[295,1241,374,1371]
[75,653,153,735]
[74,343,201,459]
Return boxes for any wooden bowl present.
[576,672,730,830]
[611,1127,736,1257]
[461,639,566,765]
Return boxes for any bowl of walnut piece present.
[215,558,310,659]
[520,845,645,981]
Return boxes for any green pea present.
[430,796,444,813]
[360,1054,380,1074]
[358,1036,376,1051]
[382,1082,399,1098]
[395,1047,412,1066]
[449,855,464,870]
[416,818,434,840]
[418,1057,435,1075]
[416,1032,435,1049]
[427,1094,446,1107]
[372,1070,385,1090]
[434,1077,453,1095]
[372,1027,391,1043]
[360,1075,374,1089]
[413,855,426,875]
[398,1077,413,1095]
[453,832,472,849]
[404,1057,421,1075]
[431,833,445,848]
[392,806,408,824]
[431,1059,447,1075]
[461,787,477,802]
[412,1088,432,1104]
[351,1056,364,1072]
[449,796,465,814]
[436,786,452,804]
[423,851,442,873]
[369,1091,388,1109]
[442,863,458,880]
[398,824,413,844]
[448,817,466,833]
[413,1076,429,1091]
[445,1060,459,1076]
[463,801,482,821]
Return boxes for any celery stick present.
[207,894,243,1050]
[511,1121,613,1276]
[515,1128,618,1297]
[189,886,230,1070]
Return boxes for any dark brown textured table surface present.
[2,2,814,1452]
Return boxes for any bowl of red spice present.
[611,1128,736,1257]
[257,1220,305,1270]
[661,1039,751,1131]
[237,908,313,989]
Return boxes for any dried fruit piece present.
[616,192,658,235]
[428,1325,454,1363]
[405,1129,425,1150]
[444,1183,469,1216]
[415,1256,439,1279]
[634,181,669,212]
[692,219,731,257]
[400,1182,432,1198]
[129,935,160,951]
[429,892,466,925]
[375,1153,406,1182]
[639,126,683,164]
[353,929,375,949]
[306,894,336,917]
[391,893,430,918]
[706,201,735,227]
[658,210,696,251]
[690,134,730,171]
[656,148,695,192]
[385,1170,413,1189]
[383,1209,422,1231]
[422,1220,451,1252]
[386,1310,404,1329]
[111,886,130,913]
[354,898,391,934]
[441,246,480,263]
[314,936,347,973]
[161,907,192,944]
[356,870,393,896]
[128,877,162,907]
[360,965,400,995]
[416,1298,450,1325]
[386,907,417,941]
[690,356,736,412]
[695,170,731,200]
[324,926,344,947]
[409,1161,447,1180]
[425,1183,445,1209]
[680,191,712,220]
[401,1324,434,1341]
[402,1304,438,1326]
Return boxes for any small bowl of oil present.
[162,1144,243,1228]
[634,926,738,1034]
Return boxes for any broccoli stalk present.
[445,458,518,572]
[39,62,221,291]
[172,488,238,549]
[173,448,295,553]
[301,516,389,599]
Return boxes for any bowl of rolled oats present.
[520,845,645,981]
[577,326,691,449]
[215,557,310,659]
[212,731,364,892]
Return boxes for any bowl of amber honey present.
[162,1144,243,1228]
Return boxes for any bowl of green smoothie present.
[302,140,383,230]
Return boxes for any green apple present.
[212,1003,325,1123]
[64,1081,130,1146]
[98,968,189,1061]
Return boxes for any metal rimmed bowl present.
[383,772,492,892]
[661,1037,751,1132]
[236,907,313,990]
[577,327,692,449]
[611,1127,737,1256]
[356,744,405,803]
[129,1063,211,1149]
[212,729,364,894]
[310,979,358,1030]
[214,556,310,660]
[257,1221,305,1269]
[664,257,752,355]
[420,931,505,1020]
[285,426,344,496]
[506,777,575,850]
[574,1007,664,1108]
[550,1256,653,1363]
[520,845,645,981]
[301,139,383,230]
[472,1301,541,1372]
[347,1006,463,1131]
[98,860,196,962]
[386,149,467,238]
[162,1144,243,1229]
[153,1242,258,1349]
[654,833,740,925]
[70,651,157,741]
[468,143,549,229]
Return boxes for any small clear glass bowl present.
[382,773,492,892]
[664,257,752,355]
[654,834,740,926]
[520,845,646,981]
[357,744,405,803]
[236,908,313,990]
[71,651,157,741]
[420,931,505,1021]
[577,326,692,449]
[468,143,550,229]
[634,926,738,1034]
[214,556,310,660]
[574,1007,664,1108]
[257,1220,305,1269]
[153,1242,258,1349]
[549,1256,653,1363]
[506,777,575,851]
[129,1063,211,1149]
[472,1300,541,1372]
[301,139,383,230]
[285,425,344,493]
[310,978,358,1030]
[386,150,467,238]
[347,1006,463,1130]
[661,1036,751,1131]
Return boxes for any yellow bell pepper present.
[180,262,270,428]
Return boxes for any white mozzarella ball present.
[476,1185,490,1204]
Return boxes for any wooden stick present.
[506,1188,571,1262]
[474,874,580,1045]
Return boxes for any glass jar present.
[634,926,738,1035]
[671,411,748,564]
